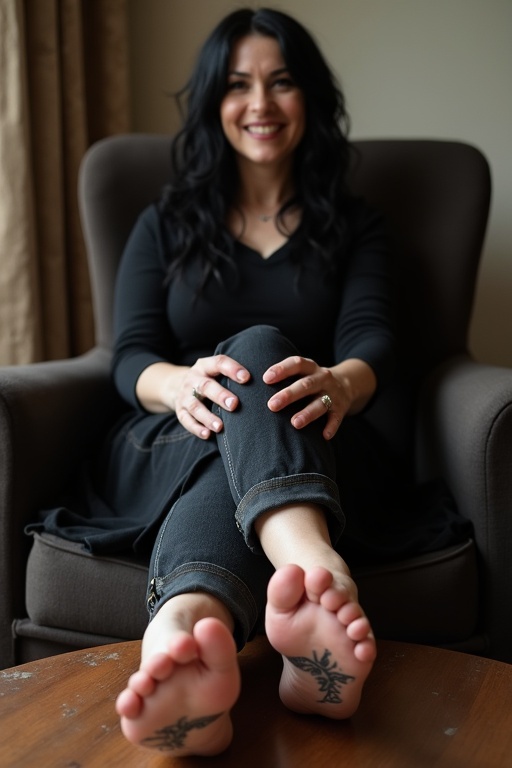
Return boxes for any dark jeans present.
[147,325,345,648]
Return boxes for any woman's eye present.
[272,77,295,90]
[227,80,247,92]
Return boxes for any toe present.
[194,618,238,673]
[337,601,364,626]
[320,586,350,613]
[167,630,200,664]
[347,616,372,642]
[354,637,377,663]
[141,651,175,681]
[304,566,333,603]
[116,688,143,719]
[267,564,306,613]
[128,670,156,697]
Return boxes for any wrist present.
[161,365,189,412]
[135,362,189,414]
[330,359,377,415]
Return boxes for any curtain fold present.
[0,0,40,363]
[0,0,130,364]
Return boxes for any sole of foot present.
[116,617,240,756]
[265,564,376,719]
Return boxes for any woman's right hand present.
[170,355,251,439]
[135,354,250,439]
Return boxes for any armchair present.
[2,135,510,669]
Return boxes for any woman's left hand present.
[263,355,376,440]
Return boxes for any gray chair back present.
[79,135,491,454]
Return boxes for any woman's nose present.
[249,83,271,112]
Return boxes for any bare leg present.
[256,504,376,718]
[115,593,240,756]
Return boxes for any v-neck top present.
[235,237,292,262]
[112,200,396,409]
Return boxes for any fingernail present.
[212,420,222,432]
[293,416,304,428]
[269,397,281,409]
[200,429,210,439]
[225,397,236,410]
[237,370,249,382]
[265,370,276,383]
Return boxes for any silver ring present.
[192,387,205,402]
[320,394,333,411]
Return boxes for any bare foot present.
[265,564,376,719]
[115,617,240,756]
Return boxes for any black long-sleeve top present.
[112,199,396,409]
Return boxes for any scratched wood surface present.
[1,636,511,767]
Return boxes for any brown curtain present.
[0,0,130,364]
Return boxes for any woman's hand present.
[135,356,250,439]
[263,356,377,440]
[173,355,251,440]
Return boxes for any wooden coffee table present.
[1,636,511,767]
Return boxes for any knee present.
[234,324,284,347]
[216,325,297,369]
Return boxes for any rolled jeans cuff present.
[148,561,260,651]
[235,472,345,553]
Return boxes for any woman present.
[108,8,393,755]
[46,7,395,756]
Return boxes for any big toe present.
[193,618,239,673]
[267,564,306,613]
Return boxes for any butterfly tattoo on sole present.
[286,649,356,704]
[141,713,223,751]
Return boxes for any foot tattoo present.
[141,713,223,752]
[286,649,355,704]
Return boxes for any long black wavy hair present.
[161,7,352,288]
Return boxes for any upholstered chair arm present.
[0,347,113,666]
[416,353,512,661]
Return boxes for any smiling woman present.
[109,7,385,751]
[29,6,470,759]
[162,7,351,285]
[33,8,388,754]
[220,36,306,171]
[221,35,306,257]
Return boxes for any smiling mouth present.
[245,124,282,136]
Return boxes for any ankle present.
[255,504,336,568]
[168,591,233,627]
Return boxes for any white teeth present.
[247,125,280,135]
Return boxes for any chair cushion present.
[25,533,149,640]
[25,532,479,647]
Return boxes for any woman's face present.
[220,34,305,172]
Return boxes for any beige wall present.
[128,0,512,366]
